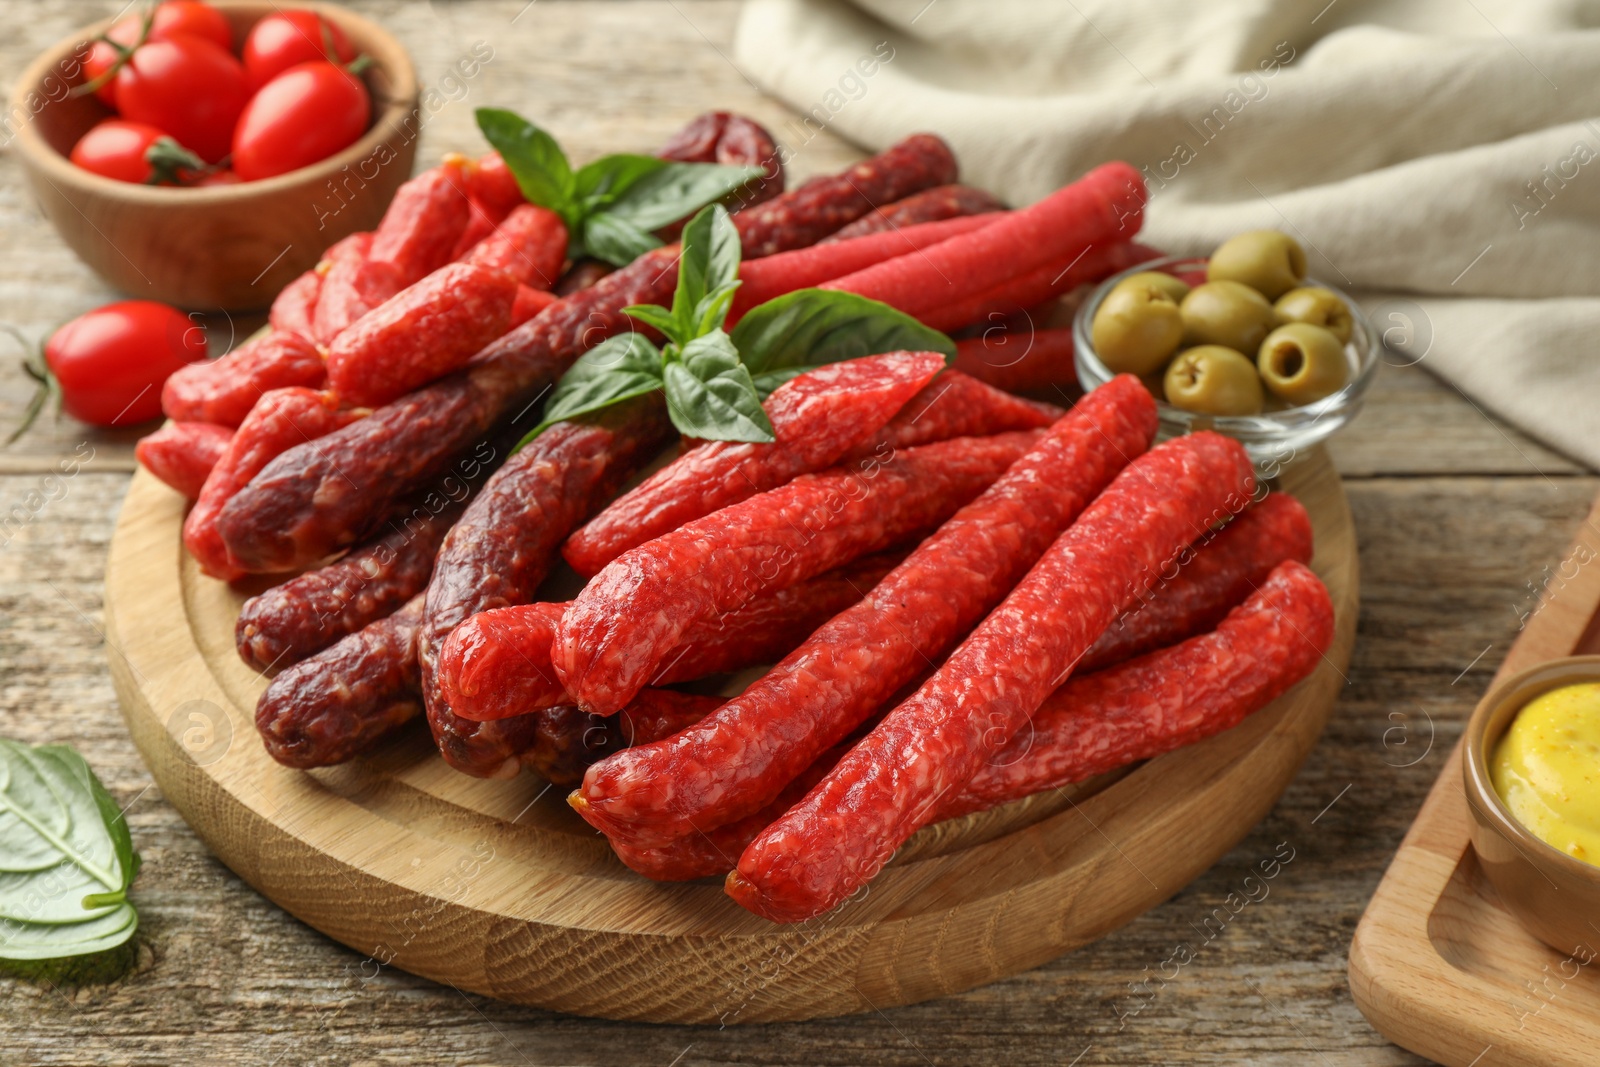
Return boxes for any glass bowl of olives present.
[1074,232,1378,470]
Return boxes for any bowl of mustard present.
[1463,655,1600,957]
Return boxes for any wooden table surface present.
[0,2,1591,1064]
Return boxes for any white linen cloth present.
[734,0,1600,469]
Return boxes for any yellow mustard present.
[1492,682,1600,867]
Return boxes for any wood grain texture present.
[0,0,1595,1062]
[1349,494,1600,1067]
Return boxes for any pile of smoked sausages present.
[134,112,1335,924]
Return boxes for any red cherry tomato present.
[194,168,242,187]
[147,0,232,50]
[69,119,204,184]
[81,37,130,108]
[45,301,208,427]
[232,61,370,181]
[115,35,247,164]
[80,2,231,107]
[241,10,356,92]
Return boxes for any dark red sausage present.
[235,494,466,673]
[161,331,326,428]
[572,376,1155,849]
[256,595,425,769]
[734,133,956,258]
[656,111,784,225]
[923,241,1159,334]
[727,430,1256,923]
[216,135,961,573]
[136,421,232,500]
[184,388,360,581]
[823,185,1006,242]
[1080,492,1315,673]
[555,429,1044,719]
[418,397,677,779]
[561,352,947,577]
[945,560,1334,818]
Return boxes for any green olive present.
[1257,323,1349,405]
[1179,281,1278,354]
[1090,280,1184,376]
[1163,345,1264,416]
[1207,230,1307,299]
[1273,286,1353,344]
[1112,270,1190,305]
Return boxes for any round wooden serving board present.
[104,448,1357,1024]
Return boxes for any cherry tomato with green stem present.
[7,302,208,442]
[114,34,248,164]
[69,119,205,184]
[241,10,356,91]
[231,61,370,181]
[78,1,232,106]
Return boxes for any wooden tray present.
[104,448,1357,1024]
[1350,494,1600,1066]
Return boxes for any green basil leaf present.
[0,739,140,961]
[582,213,664,268]
[671,205,741,340]
[661,331,775,443]
[620,303,683,346]
[750,365,814,399]
[603,162,766,232]
[731,289,957,376]
[574,153,669,206]
[519,333,664,447]
[694,282,742,338]
[474,108,574,218]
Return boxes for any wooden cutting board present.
[1350,493,1600,1067]
[104,446,1357,1024]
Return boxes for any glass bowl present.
[1073,256,1379,470]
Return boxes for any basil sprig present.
[475,108,765,267]
[0,739,141,966]
[521,204,956,447]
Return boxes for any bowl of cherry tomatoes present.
[11,1,419,310]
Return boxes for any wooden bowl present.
[1462,655,1600,957]
[8,1,419,311]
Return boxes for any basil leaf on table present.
[519,332,665,447]
[662,331,775,443]
[474,108,574,223]
[0,739,140,962]
[731,289,957,377]
[579,213,662,268]
[605,163,766,232]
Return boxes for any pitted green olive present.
[1163,345,1264,416]
[1273,286,1353,344]
[1090,280,1184,376]
[1112,270,1190,305]
[1179,281,1278,354]
[1257,322,1349,405]
[1207,230,1307,299]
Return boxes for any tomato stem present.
[2,325,56,447]
[69,5,155,99]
